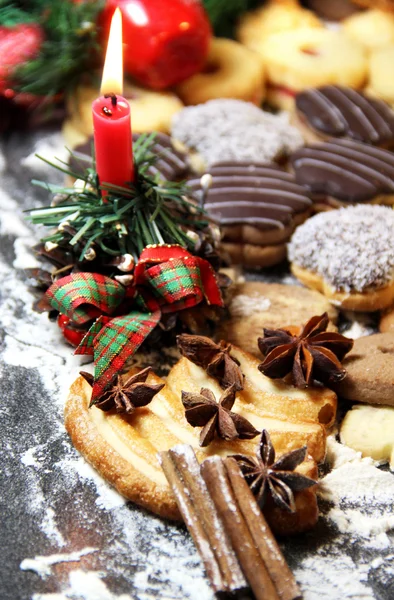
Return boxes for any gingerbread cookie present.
[187,163,312,268]
[333,332,394,404]
[290,139,394,207]
[65,343,335,532]
[216,281,338,356]
[288,205,394,311]
[171,99,303,172]
[294,86,394,147]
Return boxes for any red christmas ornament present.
[101,0,212,90]
[0,23,43,96]
[57,314,86,347]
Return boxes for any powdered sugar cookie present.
[171,99,303,172]
[288,205,394,311]
[367,45,394,106]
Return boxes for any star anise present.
[181,385,259,447]
[177,334,244,391]
[232,430,316,513]
[258,313,354,388]
[80,367,164,413]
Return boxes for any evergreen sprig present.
[2,0,104,97]
[26,133,209,263]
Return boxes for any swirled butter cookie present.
[65,343,336,533]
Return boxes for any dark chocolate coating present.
[291,139,394,203]
[188,162,312,231]
[296,86,394,146]
[69,132,189,181]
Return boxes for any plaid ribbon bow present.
[46,245,223,399]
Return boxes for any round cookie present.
[171,99,303,172]
[380,306,394,332]
[216,281,338,356]
[352,0,394,10]
[294,86,394,147]
[305,0,361,20]
[187,162,312,268]
[367,45,394,106]
[288,205,394,312]
[64,82,184,148]
[237,1,322,53]
[290,139,394,207]
[343,9,394,52]
[340,404,394,467]
[175,38,265,106]
[259,28,367,110]
[333,332,394,404]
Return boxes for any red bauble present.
[57,315,86,347]
[101,0,211,89]
[0,23,43,95]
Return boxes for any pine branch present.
[26,133,210,263]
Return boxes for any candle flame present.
[100,8,123,95]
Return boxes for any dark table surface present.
[1,126,393,600]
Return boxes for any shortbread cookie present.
[187,162,312,267]
[175,38,265,106]
[68,133,190,183]
[217,282,338,356]
[290,139,394,207]
[343,9,394,52]
[333,332,394,404]
[340,404,394,468]
[65,343,334,531]
[64,82,184,148]
[380,306,394,332]
[171,99,303,172]
[288,205,394,311]
[259,28,367,110]
[294,86,394,147]
[237,1,322,53]
[367,45,394,106]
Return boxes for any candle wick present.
[104,93,117,107]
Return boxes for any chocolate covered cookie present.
[188,162,312,268]
[290,139,394,208]
[295,86,394,147]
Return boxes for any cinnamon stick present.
[201,456,281,600]
[158,447,247,594]
[225,457,302,600]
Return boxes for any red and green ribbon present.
[46,245,223,399]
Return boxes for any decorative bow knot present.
[46,245,223,399]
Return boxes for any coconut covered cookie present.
[288,205,394,311]
[171,99,303,172]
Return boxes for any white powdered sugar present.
[21,548,98,578]
[171,99,303,167]
[229,294,271,318]
[288,205,394,292]
[32,570,133,600]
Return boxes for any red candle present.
[92,94,134,188]
[92,8,134,190]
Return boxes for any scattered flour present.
[21,548,98,578]
[229,294,271,318]
[31,570,133,600]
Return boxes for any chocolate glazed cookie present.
[295,86,394,147]
[187,162,312,268]
[290,139,394,208]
